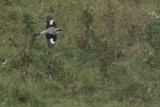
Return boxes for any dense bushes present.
[0,0,160,106]
[145,18,160,52]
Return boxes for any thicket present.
[0,0,160,106]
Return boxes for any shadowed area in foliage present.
[0,0,160,107]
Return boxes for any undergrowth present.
[0,0,160,107]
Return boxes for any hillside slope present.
[0,0,160,106]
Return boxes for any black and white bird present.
[34,15,62,48]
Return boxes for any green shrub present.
[145,19,160,52]
[22,13,36,34]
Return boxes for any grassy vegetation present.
[0,0,160,106]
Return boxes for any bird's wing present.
[45,34,57,48]
[46,15,57,29]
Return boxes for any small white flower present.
[152,11,156,16]
[2,60,7,67]
[155,15,159,19]
[148,11,159,19]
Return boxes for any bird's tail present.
[33,33,40,36]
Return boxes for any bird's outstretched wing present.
[45,16,57,48]
[46,15,57,29]
[33,15,59,49]
[45,34,57,49]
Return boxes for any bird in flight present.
[34,15,61,48]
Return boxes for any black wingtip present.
[46,15,53,22]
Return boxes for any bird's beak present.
[58,29,62,32]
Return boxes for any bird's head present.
[55,28,62,34]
